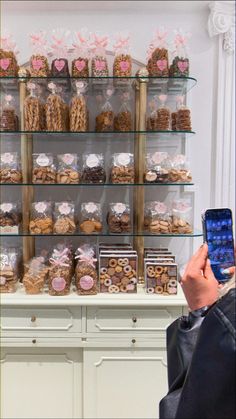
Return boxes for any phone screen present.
[203,208,235,282]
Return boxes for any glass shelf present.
[0,130,195,137]
[1,182,194,187]
[1,231,203,237]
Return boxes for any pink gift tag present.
[54,59,65,72]
[79,275,94,290]
[156,59,167,71]
[75,59,85,71]
[52,276,66,292]
[0,58,10,70]
[120,61,130,72]
[95,60,105,71]
[177,61,188,73]
[32,58,43,71]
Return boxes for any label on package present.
[58,203,71,215]
[1,153,14,164]
[36,154,50,167]
[86,154,99,168]
[117,153,130,166]
[0,203,13,212]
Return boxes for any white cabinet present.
[83,347,168,419]
[1,348,82,419]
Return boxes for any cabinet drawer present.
[1,307,82,334]
[87,307,182,333]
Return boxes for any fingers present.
[187,243,208,271]
[204,258,217,281]
[222,266,235,276]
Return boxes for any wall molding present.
[208,0,235,53]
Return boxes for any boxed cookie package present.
[75,245,98,295]
[0,152,22,184]
[145,259,178,295]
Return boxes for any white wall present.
[1,0,220,254]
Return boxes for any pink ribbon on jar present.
[75,247,97,268]
[49,248,70,267]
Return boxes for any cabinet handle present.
[31,315,36,323]
[32,339,36,344]
[131,339,136,344]
[132,316,137,323]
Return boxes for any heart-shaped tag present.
[0,58,10,71]
[120,61,130,72]
[95,60,105,71]
[177,60,188,72]
[75,60,85,71]
[54,59,65,72]
[32,58,43,71]
[156,59,167,71]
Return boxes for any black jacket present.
[160,288,236,419]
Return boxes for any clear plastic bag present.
[23,256,48,294]
[169,154,192,183]
[156,95,170,130]
[50,28,70,77]
[0,202,22,234]
[169,30,190,77]
[53,202,76,234]
[113,33,132,77]
[144,201,172,234]
[69,81,89,132]
[24,82,45,131]
[45,82,69,131]
[0,95,18,131]
[0,34,19,77]
[57,153,80,184]
[95,88,114,132]
[110,153,134,184]
[172,199,193,234]
[0,247,20,293]
[82,153,106,184]
[107,203,131,233]
[48,246,72,296]
[29,31,50,77]
[144,152,170,183]
[90,32,109,77]
[146,97,158,131]
[176,96,192,131]
[29,201,53,234]
[32,153,56,184]
[147,28,169,76]
[0,152,22,183]
[71,30,89,77]
[80,202,102,234]
[75,245,98,295]
[114,91,132,131]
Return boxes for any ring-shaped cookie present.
[100,267,108,274]
[155,285,164,294]
[108,284,120,294]
[147,287,155,294]
[104,278,112,287]
[120,284,127,293]
[155,266,164,275]
[115,265,122,273]
[169,279,177,287]
[147,267,155,278]
[118,258,129,267]
[129,277,137,285]
[123,265,132,274]
[109,258,117,268]
[161,273,169,284]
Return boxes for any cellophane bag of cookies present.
[23,256,48,294]
[0,202,22,234]
[29,31,50,77]
[57,153,80,184]
[0,94,19,131]
[113,32,132,77]
[29,201,53,234]
[156,94,170,130]
[70,81,89,132]
[99,251,137,294]
[107,202,131,233]
[169,29,190,77]
[90,32,109,77]
[95,88,114,132]
[144,201,172,234]
[71,29,89,77]
[48,246,72,296]
[24,82,45,131]
[80,202,102,234]
[147,28,169,77]
[0,34,19,77]
[45,82,69,131]
[32,153,56,184]
[0,152,22,183]
[50,28,70,77]
[169,154,192,183]
[172,199,193,234]
[53,202,76,234]
[144,152,170,183]
[146,97,158,130]
[176,96,192,131]
[110,153,134,184]
[75,245,98,295]
[0,247,20,293]
[82,153,106,184]
[114,91,132,131]
[145,260,177,295]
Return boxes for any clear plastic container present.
[172,199,193,234]
[29,31,50,77]
[69,81,89,132]
[114,91,132,131]
[71,30,89,77]
[0,152,22,183]
[110,153,134,184]
[79,202,102,234]
[50,28,70,77]
[147,29,169,77]
[48,246,72,296]
[0,95,18,131]
[95,88,114,132]
[113,33,132,77]
[24,82,45,131]
[169,154,192,183]
[53,202,76,234]
[0,202,22,234]
[107,203,131,233]
[45,82,69,131]
[144,152,170,183]
[156,95,170,131]
[29,201,53,234]
[90,32,109,77]
[169,30,190,77]
[145,261,178,295]
[144,201,172,234]
[0,34,19,77]
[57,153,80,184]
[82,153,106,184]
[99,251,137,293]
[32,153,56,184]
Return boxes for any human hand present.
[180,243,220,311]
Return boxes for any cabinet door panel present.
[1,348,82,419]
[84,348,167,419]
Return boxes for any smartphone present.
[202,208,235,282]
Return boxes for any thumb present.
[204,258,216,281]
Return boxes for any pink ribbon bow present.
[0,34,18,54]
[75,247,97,268]
[90,33,108,53]
[113,35,130,53]
[49,248,70,267]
